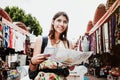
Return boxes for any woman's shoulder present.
[35,36,49,45]
[35,35,42,41]
[34,35,43,46]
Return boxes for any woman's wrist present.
[30,59,37,66]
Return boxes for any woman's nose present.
[60,21,64,26]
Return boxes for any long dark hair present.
[48,11,69,40]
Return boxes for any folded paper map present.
[44,47,93,66]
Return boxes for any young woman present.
[29,11,74,80]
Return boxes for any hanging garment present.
[14,31,26,52]
[3,25,9,48]
[0,22,3,30]
[8,27,13,48]
[81,35,90,52]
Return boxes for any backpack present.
[41,36,69,53]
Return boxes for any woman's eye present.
[57,19,61,22]
[63,21,67,24]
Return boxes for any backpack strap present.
[41,36,48,53]
[66,39,69,48]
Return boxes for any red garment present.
[8,27,13,48]
[0,22,3,30]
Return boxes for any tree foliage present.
[4,6,42,36]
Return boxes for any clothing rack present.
[0,16,30,54]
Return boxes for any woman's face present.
[53,15,68,34]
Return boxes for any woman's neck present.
[54,31,60,40]
[51,32,61,45]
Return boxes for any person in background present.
[28,11,74,80]
[93,57,101,78]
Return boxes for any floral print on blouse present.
[34,60,66,80]
[35,72,65,80]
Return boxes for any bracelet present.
[30,60,37,66]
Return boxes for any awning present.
[2,17,30,35]
[89,0,120,35]
[0,8,12,22]
[13,22,28,31]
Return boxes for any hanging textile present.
[14,31,26,53]
[8,27,13,49]
[81,35,90,52]
[111,15,116,46]
[3,25,9,48]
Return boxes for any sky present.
[0,0,107,41]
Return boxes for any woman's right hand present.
[31,54,51,65]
